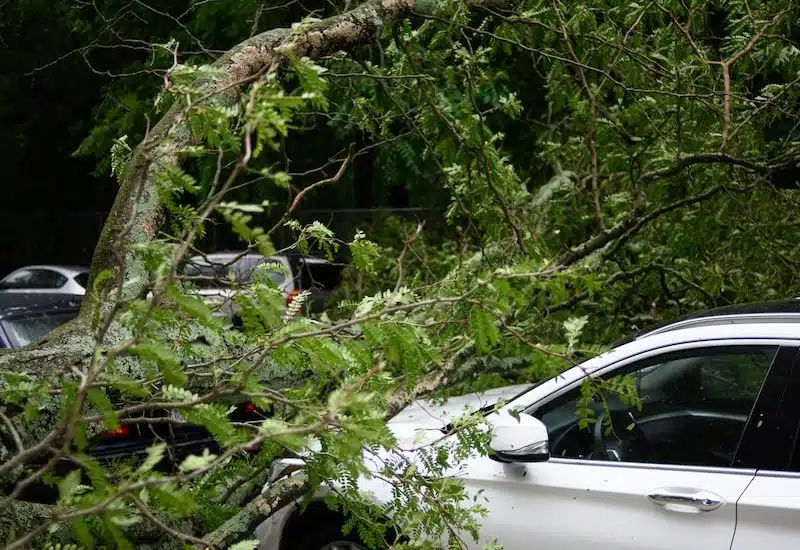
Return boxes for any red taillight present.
[244,401,256,414]
[106,425,130,437]
[286,289,301,306]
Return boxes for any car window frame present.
[33,269,68,289]
[0,269,34,288]
[522,339,800,471]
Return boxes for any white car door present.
[460,343,790,550]
[730,346,800,550]
[731,473,800,549]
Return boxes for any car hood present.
[386,383,531,446]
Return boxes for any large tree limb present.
[200,474,309,548]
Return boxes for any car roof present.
[188,252,334,266]
[7,265,88,276]
[611,299,800,347]
[509,317,800,414]
[0,293,82,319]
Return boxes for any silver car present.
[0,265,89,295]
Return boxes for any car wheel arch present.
[278,497,397,550]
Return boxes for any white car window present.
[534,345,776,467]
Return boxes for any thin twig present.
[132,495,213,549]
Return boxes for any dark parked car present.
[0,293,267,503]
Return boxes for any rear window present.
[74,272,90,289]
[183,257,285,289]
[1,311,77,348]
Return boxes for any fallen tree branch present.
[199,474,309,548]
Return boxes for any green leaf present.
[350,231,381,274]
[564,316,588,352]
[138,443,166,475]
[71,517,95,549]
[179,448,218,472]
[108,374,150,398]
[58,470,82,501]
[87,388,119,431]
[181,404,240,447]
[128,343,187,386]
[228,541,260,550]
[152,484,197,517]
[469,308,500,354]
[167,284,222,328]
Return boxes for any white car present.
[0,265,89,295]
[257,300,800,549]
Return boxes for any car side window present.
[1,269,34,288]
[533,346,777,468]
[3,269,67,289]
[29,270,68,288]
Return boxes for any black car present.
[0,292,82,349]
[0,293,266,503]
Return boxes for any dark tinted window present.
[0,269,68,289]
[535,346,776,467]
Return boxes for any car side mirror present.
[488,412,550,463]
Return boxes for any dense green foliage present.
[1,0,800,547]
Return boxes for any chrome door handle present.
[647,491,723,511]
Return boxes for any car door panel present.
[463,458,754,550]
[731,347,800,550]
[731,473,800,550]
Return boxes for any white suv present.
[257,300,800,550]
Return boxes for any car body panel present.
[732,471,800,549]
[460,460,754,550]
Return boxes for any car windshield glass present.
[183,258,285,289]
[1,312,77,348]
